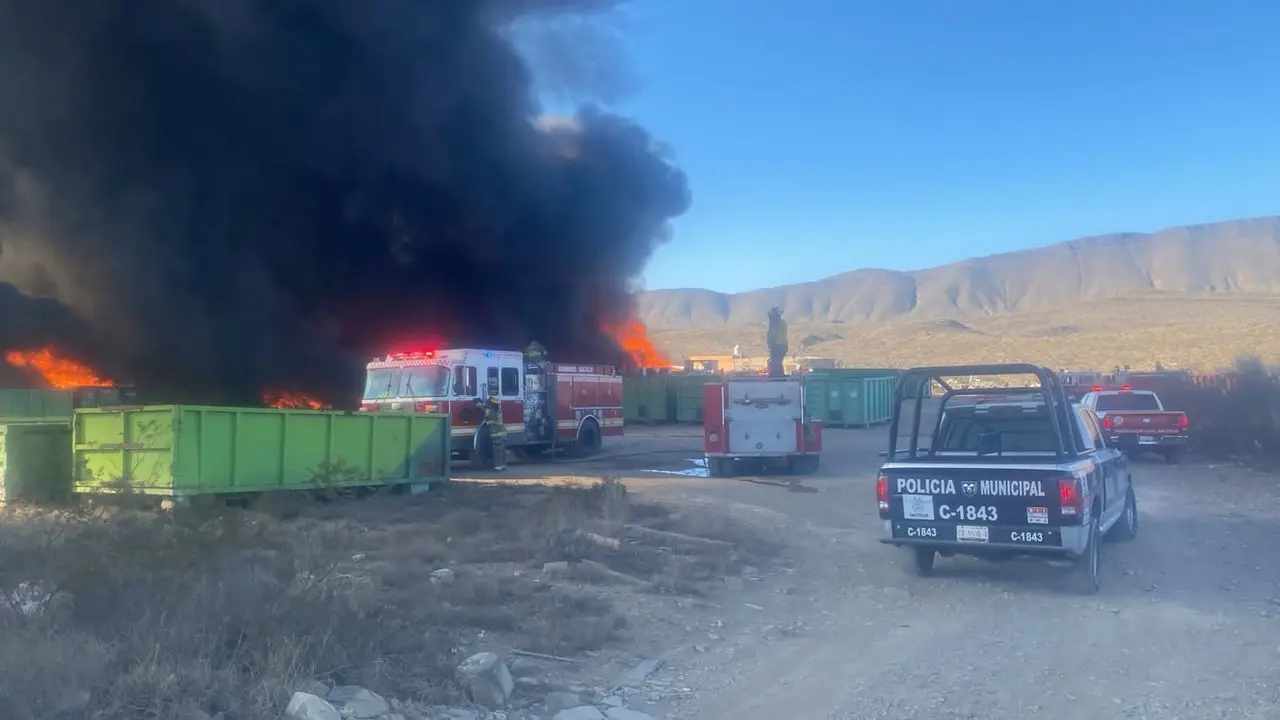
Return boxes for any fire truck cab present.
[360,348,623,469]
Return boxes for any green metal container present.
[0,389,75,423]
[802,374,834,423]
[0,387,138,424]
[671,374,714,423]
[802,375,896,427]
[623,374,674,423]
[72,406,451,498]
[0,422,74,504]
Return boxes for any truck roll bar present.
[888,363,1079,461]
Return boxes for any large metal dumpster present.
[671,374,715,423]
[72,406,450,498]
[803,374,896,427]
[0,389,74,423]
[0,387,138,424]
[623,374,674,423]
[0,421,74,503]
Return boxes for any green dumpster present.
[0,389,75,423]
[623,374,674,423]
[0,387,138,424]
[670,375,714,423]
[0,421,74,504]
[72,405,451,498]
[802,374,833,423]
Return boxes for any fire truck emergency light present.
[387,351,435,360]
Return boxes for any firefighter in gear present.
[477,393,507,471]
[524,340,548,365]
[766,306,788,378]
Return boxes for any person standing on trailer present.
[477,392,507,471]
[524,340,548,366]
[766,306,789,378]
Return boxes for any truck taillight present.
[1102,416,1112,429]
[1058,477,1083,518]
[876,474,890,513]
[1179,415,1189,428]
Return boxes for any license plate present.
[956,525,989,543]
[1139,435,1156,444]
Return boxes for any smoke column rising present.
[0,0,689,404]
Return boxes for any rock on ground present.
[456,652,516,707]
[284,692,341,720]
[545,691,584,713]
[326,686,391,719]
[551,707,606,720]
[605,709,656,720]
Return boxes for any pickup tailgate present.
[1102,411,1186,434]
[882,467,1071,548]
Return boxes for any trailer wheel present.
[788,454,820,475]
[707,457,731,477]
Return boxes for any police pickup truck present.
[876,363,1138,594]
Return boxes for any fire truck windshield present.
[363,365,452,401]
[363,368,400,401]
[400,365,450,398]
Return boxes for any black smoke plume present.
[0,0,688,405]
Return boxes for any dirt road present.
[495,425,1280,719]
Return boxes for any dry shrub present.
[0,480,651,719]
[1152,357,1280,459]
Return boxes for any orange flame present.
[262,391,330,410]
[4,347,116,389]
[604,317,669,369]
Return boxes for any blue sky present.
[555,0,1280,294]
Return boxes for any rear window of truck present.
[931,402,1060,456]
[1095,393,1160,411]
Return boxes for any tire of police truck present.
[911,547,936,576]
[1067,517,1101,595]
[1105,484,1138,543]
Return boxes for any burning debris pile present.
[0,0,686,405]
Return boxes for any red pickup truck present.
[1079,387,1188,463]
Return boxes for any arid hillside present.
[648,294,1280,372]
[638,216,1280,330]
[641,216,1280,370]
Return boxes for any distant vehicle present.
[877,363,1137,594]
[360,348,623,468]
[701,376,822,477]
[1079,387,1189,464]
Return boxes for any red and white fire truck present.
[359,348,623,468]
[702,376,822,477]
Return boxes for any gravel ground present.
[549,426,1280,720]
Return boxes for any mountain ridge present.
[636,216,1280,328]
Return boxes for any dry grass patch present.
[0,479,776,719]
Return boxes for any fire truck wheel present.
[570,419,602,457]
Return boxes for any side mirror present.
[977,432,1002,456]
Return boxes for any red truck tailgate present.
[1103,411,1186,433]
